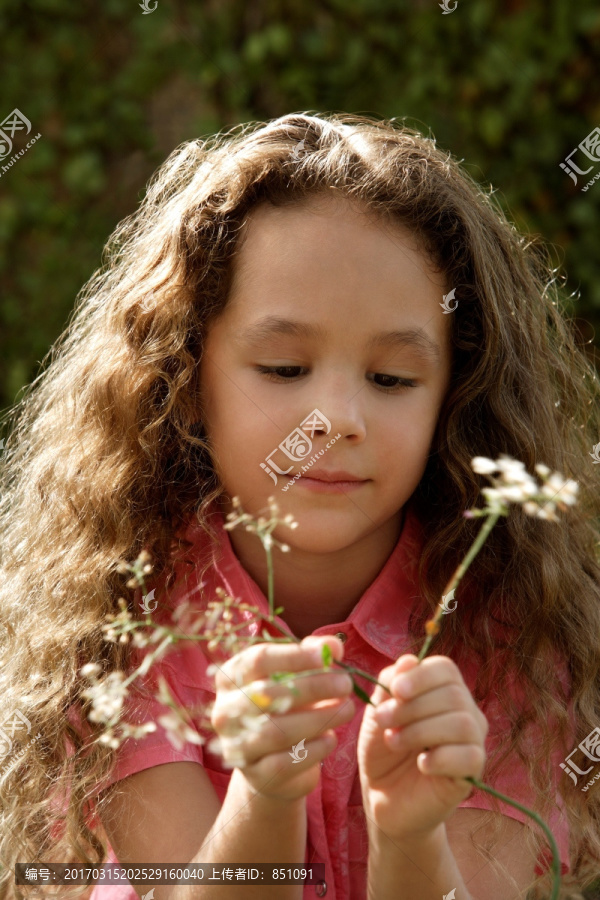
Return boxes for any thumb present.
[300,634,346,665]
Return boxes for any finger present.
[216,635,345,691]
[388,655,464,702]
[369,655,420,705]
[243,729,340,780]
[375,683,479,731]
[212,668,353,726]
[384,710,483,755]
[239,696,356,765]
[416,743,486,782]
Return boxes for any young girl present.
[0,112,599,900]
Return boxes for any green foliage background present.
[0,1,599,894]
[1,0,599,418]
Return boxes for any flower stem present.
[414,507,561,898]
[464,777,561,900]
[266,539,275,620]
[418,509,501,661]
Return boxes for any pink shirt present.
[88,503,570,900]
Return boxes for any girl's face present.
[200,194,452,555]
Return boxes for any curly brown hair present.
[0,112,599,899]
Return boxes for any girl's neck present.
[221,504,406,639]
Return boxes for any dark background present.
[0,1,599,894]
[1,1,599,420]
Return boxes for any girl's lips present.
[297,476,370,493]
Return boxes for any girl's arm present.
[100,761,307,900]
[358,654,542,899]
[100,635,353,900]
[367,808,538,900]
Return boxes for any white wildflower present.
[220,734,248,769]
[80,662,102,678]
[522,501,539,517]
[82,672,128,724]
[481,487,503,504]
[157,710,205,752]
[240,712,270,732]
[536,504,559,522]
[469,455,579,521]
[125,721,157,739]
[267,694,294,714]
[495,457,526,477]
[471,457,499,474]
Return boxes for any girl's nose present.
[311,398,366,443]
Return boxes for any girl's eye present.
[256,365,307,380]
[256,367,418,390]
[369,374,418,391]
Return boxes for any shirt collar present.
[190,501,424,662]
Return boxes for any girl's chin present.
[275,519,379,552]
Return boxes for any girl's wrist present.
[367,817,447,854]
[231,766,308,814]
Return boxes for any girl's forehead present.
[214,199,451,360]
[231,194,442,290]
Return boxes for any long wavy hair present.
[0,112,599,899]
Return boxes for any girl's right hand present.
[210,635,356,802]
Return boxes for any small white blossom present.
[522,501,539,517]
[469,455,579,521]
[240,712,270,732]
[82,672,128,724]
[157,710,205,752]
[481,487,503,503]
[80,662,102,678]
[220,734,248,769]
[267,694,294,714]
[536,504,559,522]
[495,457,526,477]
[471,457,499,474]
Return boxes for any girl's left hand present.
[357,653,489,843]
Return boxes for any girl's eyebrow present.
[242,315,441,362]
